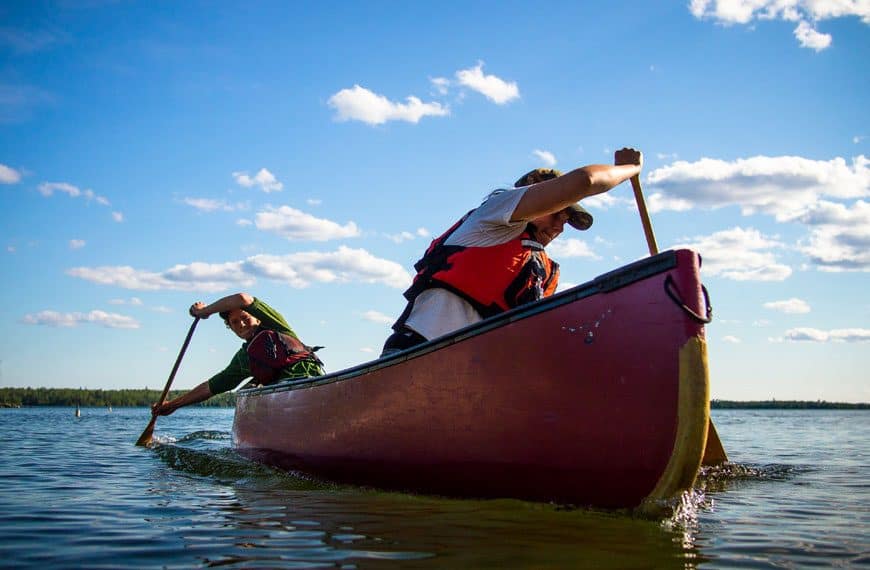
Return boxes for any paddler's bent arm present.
[152,380,213,416]
[189,292,255,320]
[511,147,643,222]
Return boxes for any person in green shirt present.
[151,292,323,416]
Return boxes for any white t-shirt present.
[404,187,531,340]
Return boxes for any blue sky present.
[1,1,867,402]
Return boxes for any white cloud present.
[111,211,124,223]
[328,85,449,125]
[796,200,870,271]
[384,231,416,243]
[67,262,254,292]
[416,227,430,237]
[243,247,411,289]
[854,135,866,144]
[430,76,450,95]
[232,168,283,193]
[532,149,557,167]
[236,218,253,226]
[109,297,143,306]
[0,163,22,184]
[255,206,360,241]
[547,238,600,259]
[581,193,635,210]
[455,62,519,105]
[37,181,112,206]
[794,20,832,50]
[782,327,870,343]
[39,182,78,197]
[68,247,412,292]
[361,310,393,325]
[21,310,140,329]
[764,298,811,313]
[689,0,869,50]
[307,198,322,206]
[672,226,792,281]
[69,239,85,249]
[722,335,742,343]
[184,197,248,212]
[646,155,869,220]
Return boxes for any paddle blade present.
[135,416,157,447]
[701,418,728,465]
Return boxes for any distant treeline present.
[0,387,236,408]
[712,399,868,410]
[1,389,866,410]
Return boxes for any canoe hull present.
[233,249,711,509]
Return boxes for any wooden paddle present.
[629,175,728,465]
[135,317,200,447]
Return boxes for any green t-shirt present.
[207,298,322,395]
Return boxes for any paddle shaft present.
[629,175,728,465]
[630,175,659,256]
[135,317,200,446]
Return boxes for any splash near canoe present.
[233,249,716,510]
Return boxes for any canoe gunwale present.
[238,250,681,397]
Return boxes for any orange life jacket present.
[400,212,560,323]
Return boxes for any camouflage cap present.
[513,168,593,231]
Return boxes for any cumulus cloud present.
[233,168,283,193]
[532,149,557,167]
[384,231,417,243]
[722,335,742,343]
[672,226,792,281]
[764,298,811,313]
[184,197,248,212]
[0,163,22,184]
[361,310,393,325]
[255,206,360,241]
[430,76,450,95]
[384,227,430,243]
[21,310,140,329]
[69,239,85,249]
[67,247,412,292]
[646,155,869,220]
[243,247,411,289]
[328,85,449,125]
[796,200,870,271]
[455,62,519,104]
[781,327,870,343]
[36,181,120,222]
[108,297,142,305]
[689,0,869,50]
[547,238,600,259]
[794,20,832,50]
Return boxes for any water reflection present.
[152,434,700,568]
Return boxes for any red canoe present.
[233,249,717,510]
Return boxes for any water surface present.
[0,407,866,568]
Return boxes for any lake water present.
[0,407,867,568]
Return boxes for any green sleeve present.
[207,348,249,395]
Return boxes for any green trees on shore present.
[0,387,236,408]
[0,388,866,409]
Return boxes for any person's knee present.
[380,328,427,357]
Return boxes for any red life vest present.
[246,328,322,385]
[401,213,560,321]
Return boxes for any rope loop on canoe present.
[664,275,713,324]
